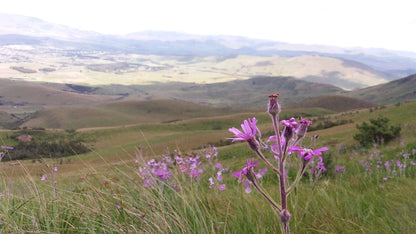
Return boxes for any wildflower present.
[257,168,268,179]
[268,93,281,116]
[41,175,47,181]
[218,184,226,191]
[190,168,204,178]
[208,177,215,187]
[232,158,268,194]
[216,171,223,182]
[1,146,13,150]
[334,165,346,174]
[203,145,218,159]
[229,118,260,151]
[243,180,252,193]
[296,118,313,139]
[280,118,299,141]
[289,146,328,170]
[383,177,388,181]
[231,158,259,180]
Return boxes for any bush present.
[353,116,401,146]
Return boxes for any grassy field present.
[0,100,415,232]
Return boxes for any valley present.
[1,12,416,233]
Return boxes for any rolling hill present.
[288,95,377,112]
[344,74,416,104]
[21,99,242,129]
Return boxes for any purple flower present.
[317,162,327,171]
[256,168,268,179]
[232,158,259,179]
[280,118,299,140]
[208,177,215,187]
[289,146,328,170]
[334,165,346,174]
[228,118,258,142]
[190,169,204,178]
[218,184,226,191]
[289,146,328,162]
[216,171,223,182]
[280,118,299,129]
[1,146,13,150]
[243,181,252,193]
[296,118,312,138]
[41,175,47,181]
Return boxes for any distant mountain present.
[344,74,416,104]
[0,13,99,39]
[2,13,416,86]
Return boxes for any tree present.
[353,116,401,146]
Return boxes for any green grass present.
[0,101,415,232]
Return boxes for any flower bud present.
[281,118,299,142]
[280,209,291,224]
[268,93,281,116]
[245,167,258,183]
[247,138,260,152]
[296,118,312,139]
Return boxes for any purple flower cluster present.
[334,165,346,174]
[231,158,267,193]
[357,146,416,184]
[138,146,226,188]
[208,163,229,191]
[175,155,204,178]
[139,158,172,187]
[199,144,218,159]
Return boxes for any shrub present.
[353,116,401,146]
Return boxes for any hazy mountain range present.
[1,12,416,80]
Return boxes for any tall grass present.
[1,140,416,233]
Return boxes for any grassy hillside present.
[0,78,121,111]
[91,76,343,109]
[22,99,245,129]
[0,99,415,232]
[288,95,377,112]
[345,73,416,104]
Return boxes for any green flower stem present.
[282,140,290,162]
[287,164,306,195]
[251,175,282,212]
[254,148,280,176]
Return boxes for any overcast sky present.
[2,0,416,52]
